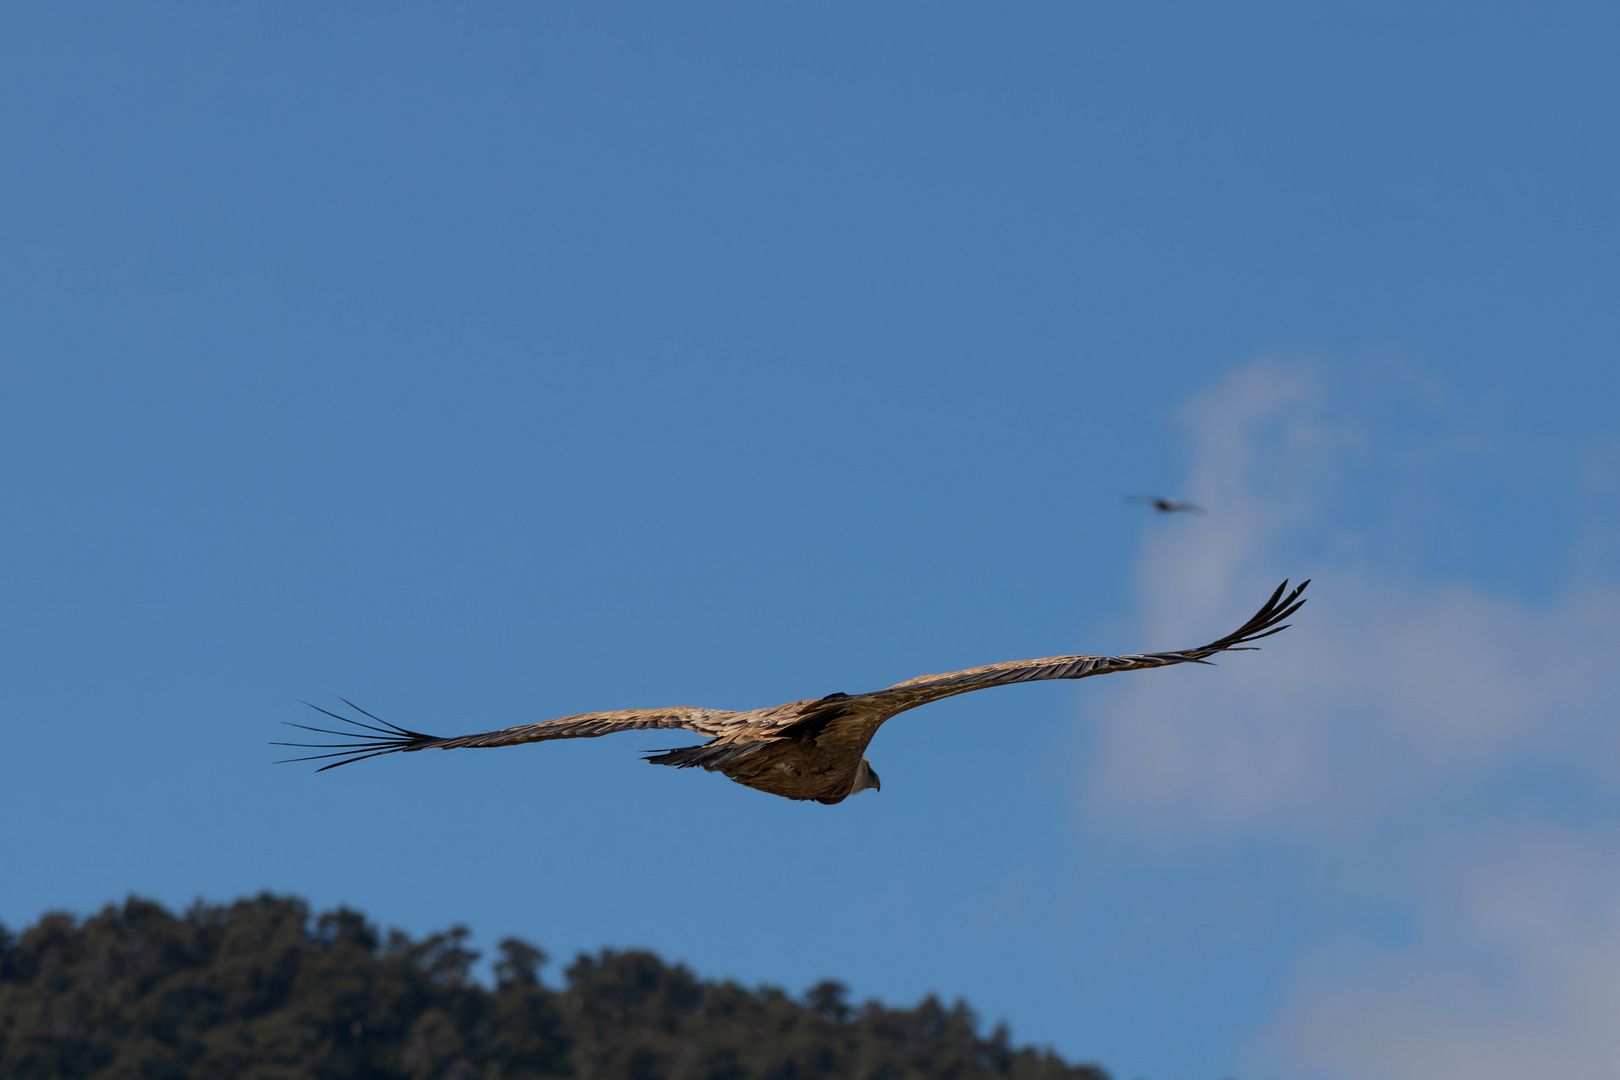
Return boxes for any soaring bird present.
[278,580,1307,804]
[1127,495,1206,514]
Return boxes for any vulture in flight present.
[279,580,1307,805]
[1128,495,1206,514]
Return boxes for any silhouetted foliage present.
[0,896,1109,1080]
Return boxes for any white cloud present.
[1081,359,1620,1078]
[1268,831,1620,1080]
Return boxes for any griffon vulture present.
[278,580,1307,804]
[1127,495,1206,514]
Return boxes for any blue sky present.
[3,4,1618,1079]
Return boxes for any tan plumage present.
[278,580,1307,804]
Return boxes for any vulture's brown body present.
[280,581,1307,804]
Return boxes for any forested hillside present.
[0,896,1110,1080]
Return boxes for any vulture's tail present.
[644,740,760,771]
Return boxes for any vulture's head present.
[853,756,881,796]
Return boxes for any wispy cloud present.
[1270,829,1620,1079]
[1083,359,1620,1078]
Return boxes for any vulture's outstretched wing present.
[274,701,736,771]
[279,581,1306,777]
[857,579,1307,714]
[1127,495,1206,514]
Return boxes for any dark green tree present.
[0,896,1109,1080]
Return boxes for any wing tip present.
[274,700,444,771]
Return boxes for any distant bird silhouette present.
[278,581,1307,804]
[1128,495,1206,514]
